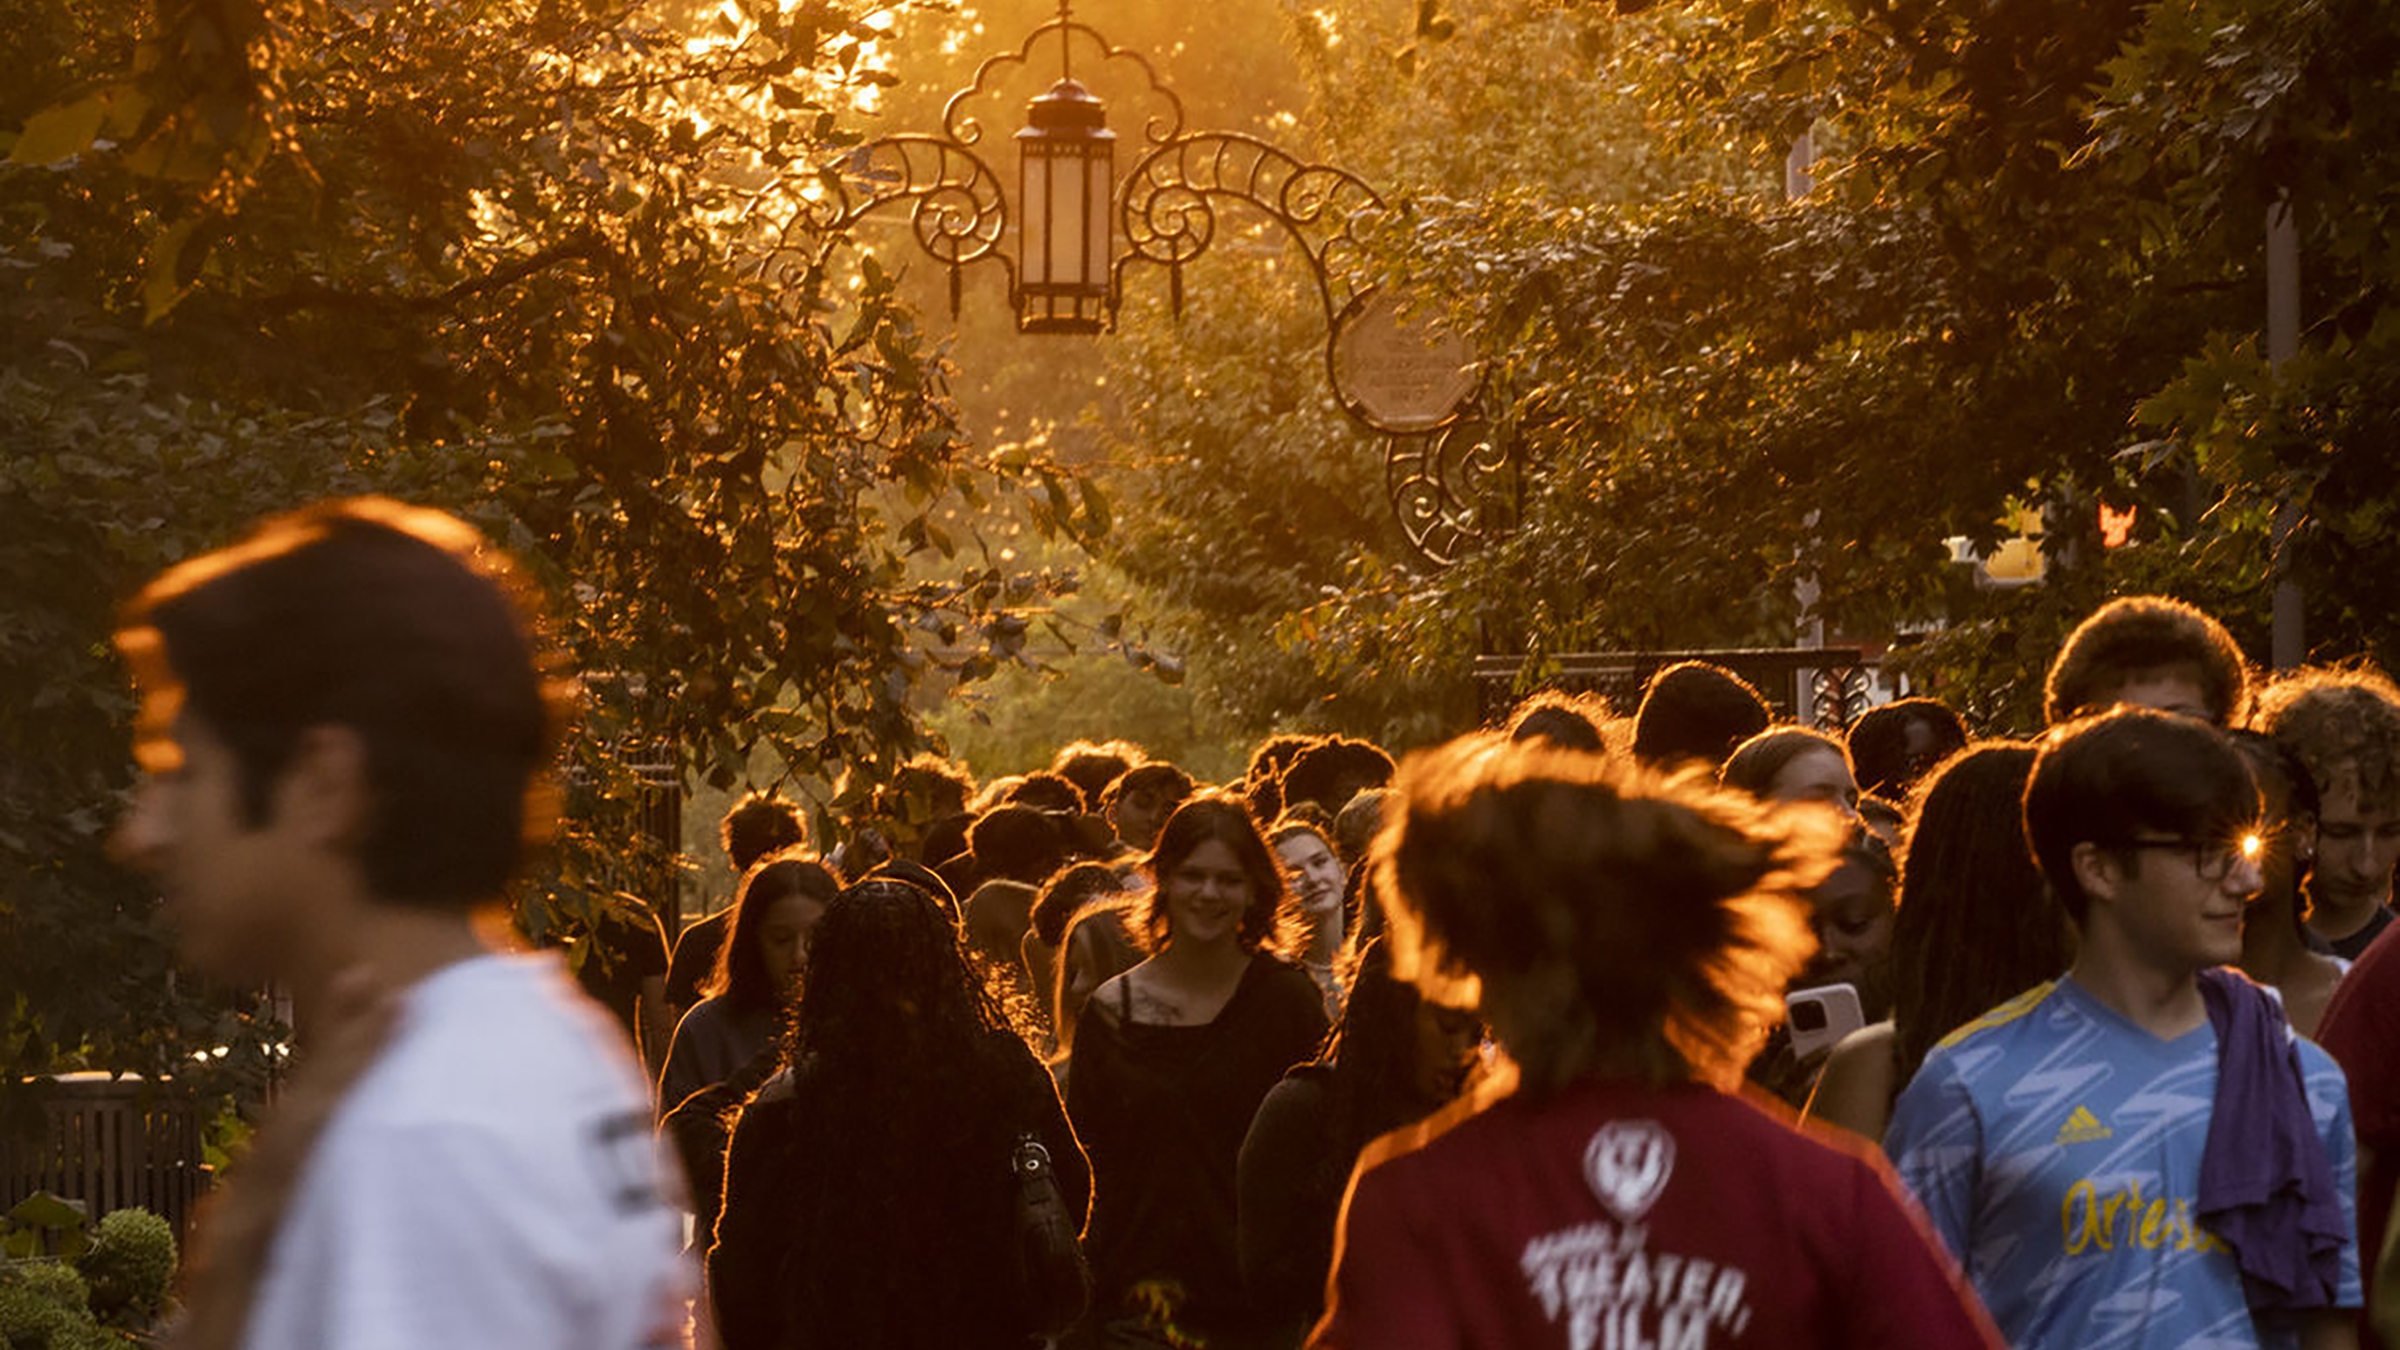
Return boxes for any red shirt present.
[2314,921,2400,1350]
[1309,1077,2000,1350]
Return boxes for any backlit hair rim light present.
[1370,733,1841,1095]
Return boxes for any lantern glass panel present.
[1021,146,1051,285]
[1048,145,1087,287]
[1085,150,1111,287]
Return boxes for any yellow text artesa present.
[2059,1179,2228,1256]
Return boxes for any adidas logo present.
[2056,1105,2114,1145]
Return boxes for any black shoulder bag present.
[1009,1131,1091,1336]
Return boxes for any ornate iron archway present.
[795,1,1513,565]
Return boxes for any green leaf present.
[7,1191,89,1232]
[1078,476,1112,537]
[9,90,110,165]
[142,218,203,323]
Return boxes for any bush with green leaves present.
[0,1259,113,1350]
[74,1210,172,1329]
[0,1196,175,1345]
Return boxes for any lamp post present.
[798,0,1497,564]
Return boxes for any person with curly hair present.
[2042,594,2249,726]
[709,877,1087,1350]
[1068,796,1329,1347]
[1629,660,1772,771]
[874,753,978,860]
[1846,697,1969,803]
[1809,743,2067,1143]
[1245,735,1324,828]
[2293,670,2400,1350]
[1309,735,1997,1350]
[1103,761,1196,854]
[1280,738,1397,820]
[1054,740,1148,815]
[1502,689,1613,754]
[668,793,811,1014]
[2256,666,2400,960]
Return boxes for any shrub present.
[77,1209,175,1327]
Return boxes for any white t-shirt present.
[242,953,691,1350]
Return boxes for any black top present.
[709,1028,1088,1350]
[656,996,783,1243]
[1067,957,1330,1342]
[1235,1068,1343,1346]
[666,907,733,1011]
[2331,905,2396,962]
[572,904,670,1052]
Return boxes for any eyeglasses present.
[2112,833,2263,884]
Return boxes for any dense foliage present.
[1099,0,2400,736]
[0,0,1104,1116]
[8,0,2395,1117]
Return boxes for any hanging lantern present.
[1014,78,1116,334]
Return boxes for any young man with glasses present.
[1885,708,2360,1350]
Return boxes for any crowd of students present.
[100,497,2400,1350]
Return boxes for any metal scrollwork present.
[1808,663,1872,732]
[1116,133,1385,325]
[803,136,1014,312]
[788,0,1521,569]
[941,17,1186,150]
[1383,414,1519,569]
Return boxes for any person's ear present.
[2070,840,2125,909]
[273,725,374,849]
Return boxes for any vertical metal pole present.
[1786,129,1825,719]
[2268,191,2304,670]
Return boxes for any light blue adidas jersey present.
[1883,976,2360,1350]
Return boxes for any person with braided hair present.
[708,876,1087,1350]
[1237,937,1482,1346]
[1809,743,2068,1143]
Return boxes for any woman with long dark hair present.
[658,853,837,1114]
[1068,795,1329,1347]
[1809,742,2069,1140]
[1237,938,1481,1346]
[656,853,836,1247]
[708,877,1088,1350]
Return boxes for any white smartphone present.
[1784,983,1865,1062]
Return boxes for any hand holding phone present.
[1785,983,1865,1062]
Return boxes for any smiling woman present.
[1065,795,1329,1347]
[1272,820,1350,1016]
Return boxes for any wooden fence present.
[2,1073,210,1239]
